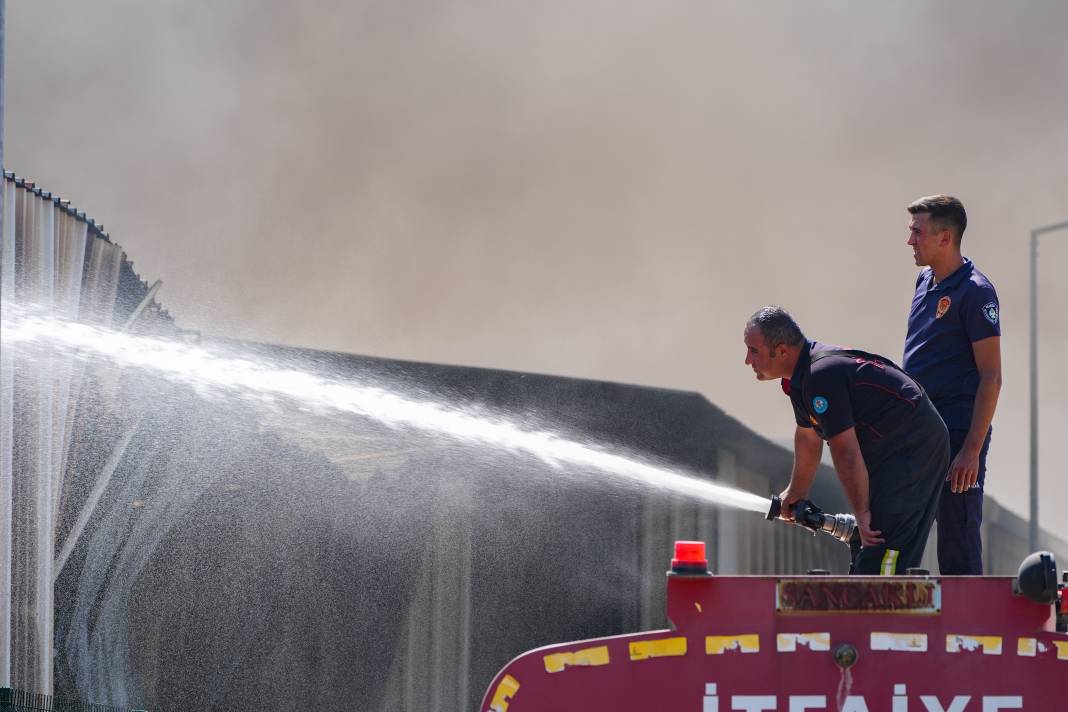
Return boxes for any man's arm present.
[779,425,823,519]
[949,336,1002,493]
[827,427,885,546]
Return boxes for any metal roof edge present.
[4,171,113,244]
[3,171,172,323]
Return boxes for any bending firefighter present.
[743,306,950,575]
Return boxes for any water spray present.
[765,495,856,545]
[1,306,772,513]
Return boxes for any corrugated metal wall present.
[0,173,173,694]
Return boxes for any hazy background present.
[7,1,1067,538]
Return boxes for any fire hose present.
[766,495,857,545]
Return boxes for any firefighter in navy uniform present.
[743,306,950,575]
[903,195,1001,575]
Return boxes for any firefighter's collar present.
[929,258,974,292]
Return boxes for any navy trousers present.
[849,396,949,575]
[936,428,990,575]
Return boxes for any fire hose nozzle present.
[767,495,857,545]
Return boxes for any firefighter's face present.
[744,326,787,380]
[907,212,951,266]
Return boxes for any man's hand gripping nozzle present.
[766,495,857,545]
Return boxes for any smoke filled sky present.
[8,2,1068,538]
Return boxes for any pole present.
[0,0,9,689]
[1028,229,1038,554]
[1029,220,1068,553]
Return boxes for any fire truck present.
[480,504,1066,711]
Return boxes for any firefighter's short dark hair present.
[908,195,968,245]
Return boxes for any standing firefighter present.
[903,195,1001,575]
[743,306,950,575]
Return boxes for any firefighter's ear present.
[938,226,954,249]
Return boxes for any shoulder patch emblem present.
[983,301,999,324]
[935,296,952,319]
[812,396,829,414]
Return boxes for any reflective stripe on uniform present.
[880,549,900,575]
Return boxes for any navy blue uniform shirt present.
[902,259,1000,430]
[783,341,925,451]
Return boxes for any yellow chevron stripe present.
[544,645,610,673]
[705,634,760,655]
[946,635,1003,655]
[489,675,520,712]
[629,637,687,661]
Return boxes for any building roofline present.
[4,170,113,243]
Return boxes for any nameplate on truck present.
[776,578,941,614]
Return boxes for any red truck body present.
[480,549,1066,711]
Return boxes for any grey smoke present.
[7,0,1067,538]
